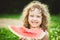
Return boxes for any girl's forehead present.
[29,8,41,14]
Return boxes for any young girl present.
[20,1,50,40]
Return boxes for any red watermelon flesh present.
[9,25,46,39]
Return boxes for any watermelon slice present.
[8,25,46,40]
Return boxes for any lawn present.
[0,28,19,40]
[0,13,22,19]
[0,13,60,40]
[49,14,60,40]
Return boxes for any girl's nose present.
[33,17,37,20]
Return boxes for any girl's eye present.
[30,15,34,17]
[37,16,41,18]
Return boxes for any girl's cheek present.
[37,18,42,22]
[29,17,33,20]
[37,18,41,20]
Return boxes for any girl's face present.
[28,8,42,28]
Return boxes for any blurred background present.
[0,0,60,40]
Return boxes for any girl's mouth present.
[32,22,38,25]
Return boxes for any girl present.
[20,1,50,40]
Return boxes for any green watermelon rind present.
[8,25,24,38]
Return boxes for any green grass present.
[0,14,60,40]
[0,13,22,19]
[49,14,60,40]
[0,28,19,40]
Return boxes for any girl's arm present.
[42,31,49,40]
[42,34,49,40]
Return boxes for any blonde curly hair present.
[21,1,50,31]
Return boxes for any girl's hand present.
[19,38,39,40]
[19,38,27,40]
[19,38,37,40]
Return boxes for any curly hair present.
[22,1,50,31]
